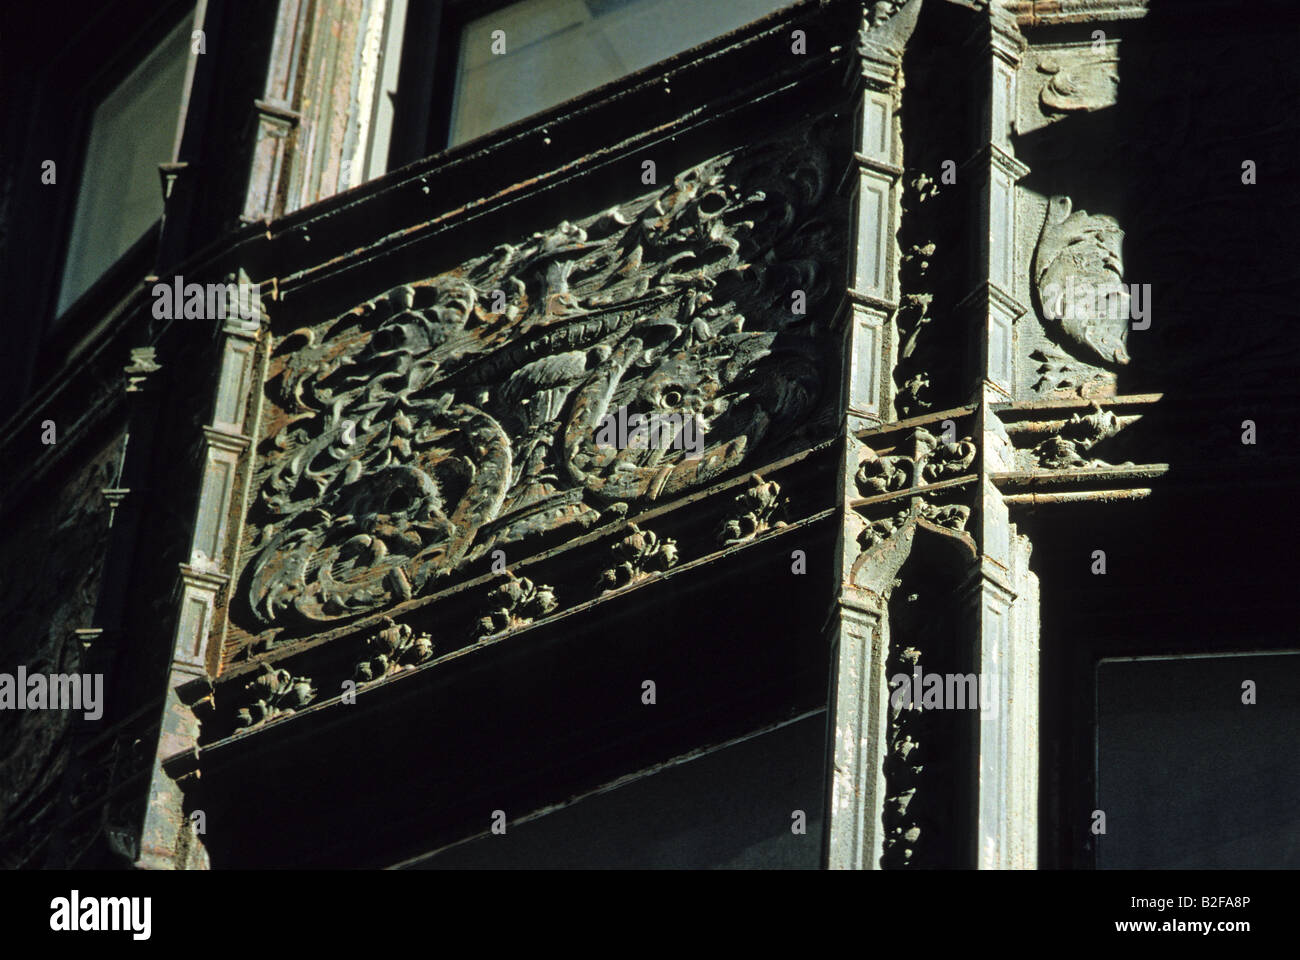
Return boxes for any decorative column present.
[964,401,1040,869]
[960,3,1038,869]
[136,277,265,870]
[824,0,1040,869]
[823,0,923,870]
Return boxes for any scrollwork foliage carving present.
[882,642,923,867]
[475,573,558,640]
[235,663,316,728]
[858,507,911,553]
[1020,402,1135,470]
[717,474,788,546]
[855,427,976,499]
[1038,54,1119,118]
[597,524,678,594]
[239,120,843,634]
[354,616,435,682]
[1033,195,1130,368]
[853,427,975,568]
[881,578,969,869]
[892,69,967,419]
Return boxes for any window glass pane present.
[57,11,193,316]
[1096,653,1300,868]
[450,0,792,147]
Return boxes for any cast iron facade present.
[1,0,1296,869]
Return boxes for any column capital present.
[857,0,924,89]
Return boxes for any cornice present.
[1006,0,1149,26]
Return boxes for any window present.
[1095,652,1300,868]
[56,9,194,316]
[447,0,794,147]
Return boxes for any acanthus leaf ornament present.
[918,430,976,483]
[856,451,914,497]
[598,524,679,594]
[855,427,975,498]
[717,474,788,546]
[1033,195,1131,368]
[354,616,436,682]
[234,662,316,728]
[475,573,558,640]
[858,507,912,553]
[918,502,970,533]
[1020,402,1137,470]
[1038,55,1119,117]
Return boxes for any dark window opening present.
[1096,652,1300,868]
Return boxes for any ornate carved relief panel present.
[1013,21,1300,402]
[1014,36,1129,401]
[225,115,847,658]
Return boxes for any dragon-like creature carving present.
[239,121,841,629]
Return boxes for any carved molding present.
[849,426,979,606]
[1008,0,1149,28]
